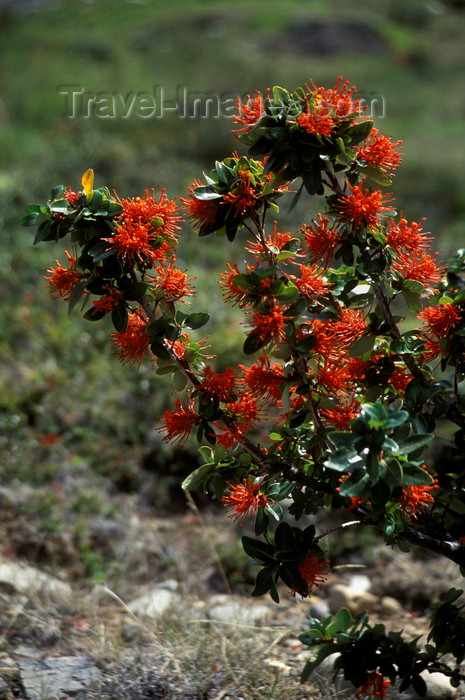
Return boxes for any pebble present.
[127,586,181,619]
[397,670,459,699]
[0,560,72,601]
[328,583,378,614]
[18,655,101,699]
[208,594,271,627]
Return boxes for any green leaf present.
[243,331,268,355]
[251,565,277,598]
[411,674,427,697]
[338,472,371,498]
[68,279,88,314]
[123,282,148,301]
[181,464,215,492]
[88,241,115,262]
[173,370,188,392]
[325,447,358,472]
[348,334,376,358]
[356,164,392,186]
[397,433,433,456]
[344,120,374,147]
[300,644,336,682]
[382,458,403,486]
[111,304,128,332]
[450,498,465,515]
[193,186,222,200]
[274,521,294,551]
[402,289,423,313]
[241,535,275,563]
[184,312,210,330]
[21,212,40,226]
[335,607,353,632]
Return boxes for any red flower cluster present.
[355,671,391,699]
[45,250,87,301]
[221,480,273,526]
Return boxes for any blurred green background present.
[2,0,465,506]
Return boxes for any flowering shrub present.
[23,76,465,697]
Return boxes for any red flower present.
[182,179,221,230]
[392,250,445,292]
[159,396,199,446]
[233,90,268,135]
[219,262,254,305]
[117,189,183,240]
[355,127,403,177]
[293,553,329,597]
[418,303,461,338]
[240,354,285,401]
[306,76,366,119]
[329,308,368,347]
[223,170,260,216]
[226,391,261,427]
[247,304,289,344]
[315,360,352,396]
[200,366,236,402]
[355,671,391,699]
[45,250,87,301]
[396,466,438,518]
[386,217,432,254]
[91,287,122,315]
[335,181,393,229]
[245,223,300,261]
[107,219,158,265]
[301,215,342,267]
[320,398,361,429]
[150,260,196,303]
[222,480,273,526]
[64,186,81,205]
[290,264,330,303]
[296,110,334,136]
[111,312,151,367]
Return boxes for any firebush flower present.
[355,671,391,699]
[223,170,260,215]
[418,303,461,338]
[117,189,183,239]
[150,260,196,303]
[45,250,87,301]
[200,366,236,402]
[111,312,151,367]
[239,354,285,401]
[222,480,273,526]
[396,469,438,518]
[290,264,330,303]
[159,396,199,446]
[355,127,403,177]
[294,553,329,597]
[181,179,221,230]
[386,217,432,254]
[247,304,289,343]
[301,215,342,267]
[392,250,445,292]
[233,89,269,134]
[335,181,393,230]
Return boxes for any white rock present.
[380,595,403,615]
[398,670,459,699]
[328,583,378,614]
[208,597,271,626]
[0,561,71,601]
[127,588,181,619]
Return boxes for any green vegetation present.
[1,8,465,696]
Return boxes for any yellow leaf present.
[81,168,94,199]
